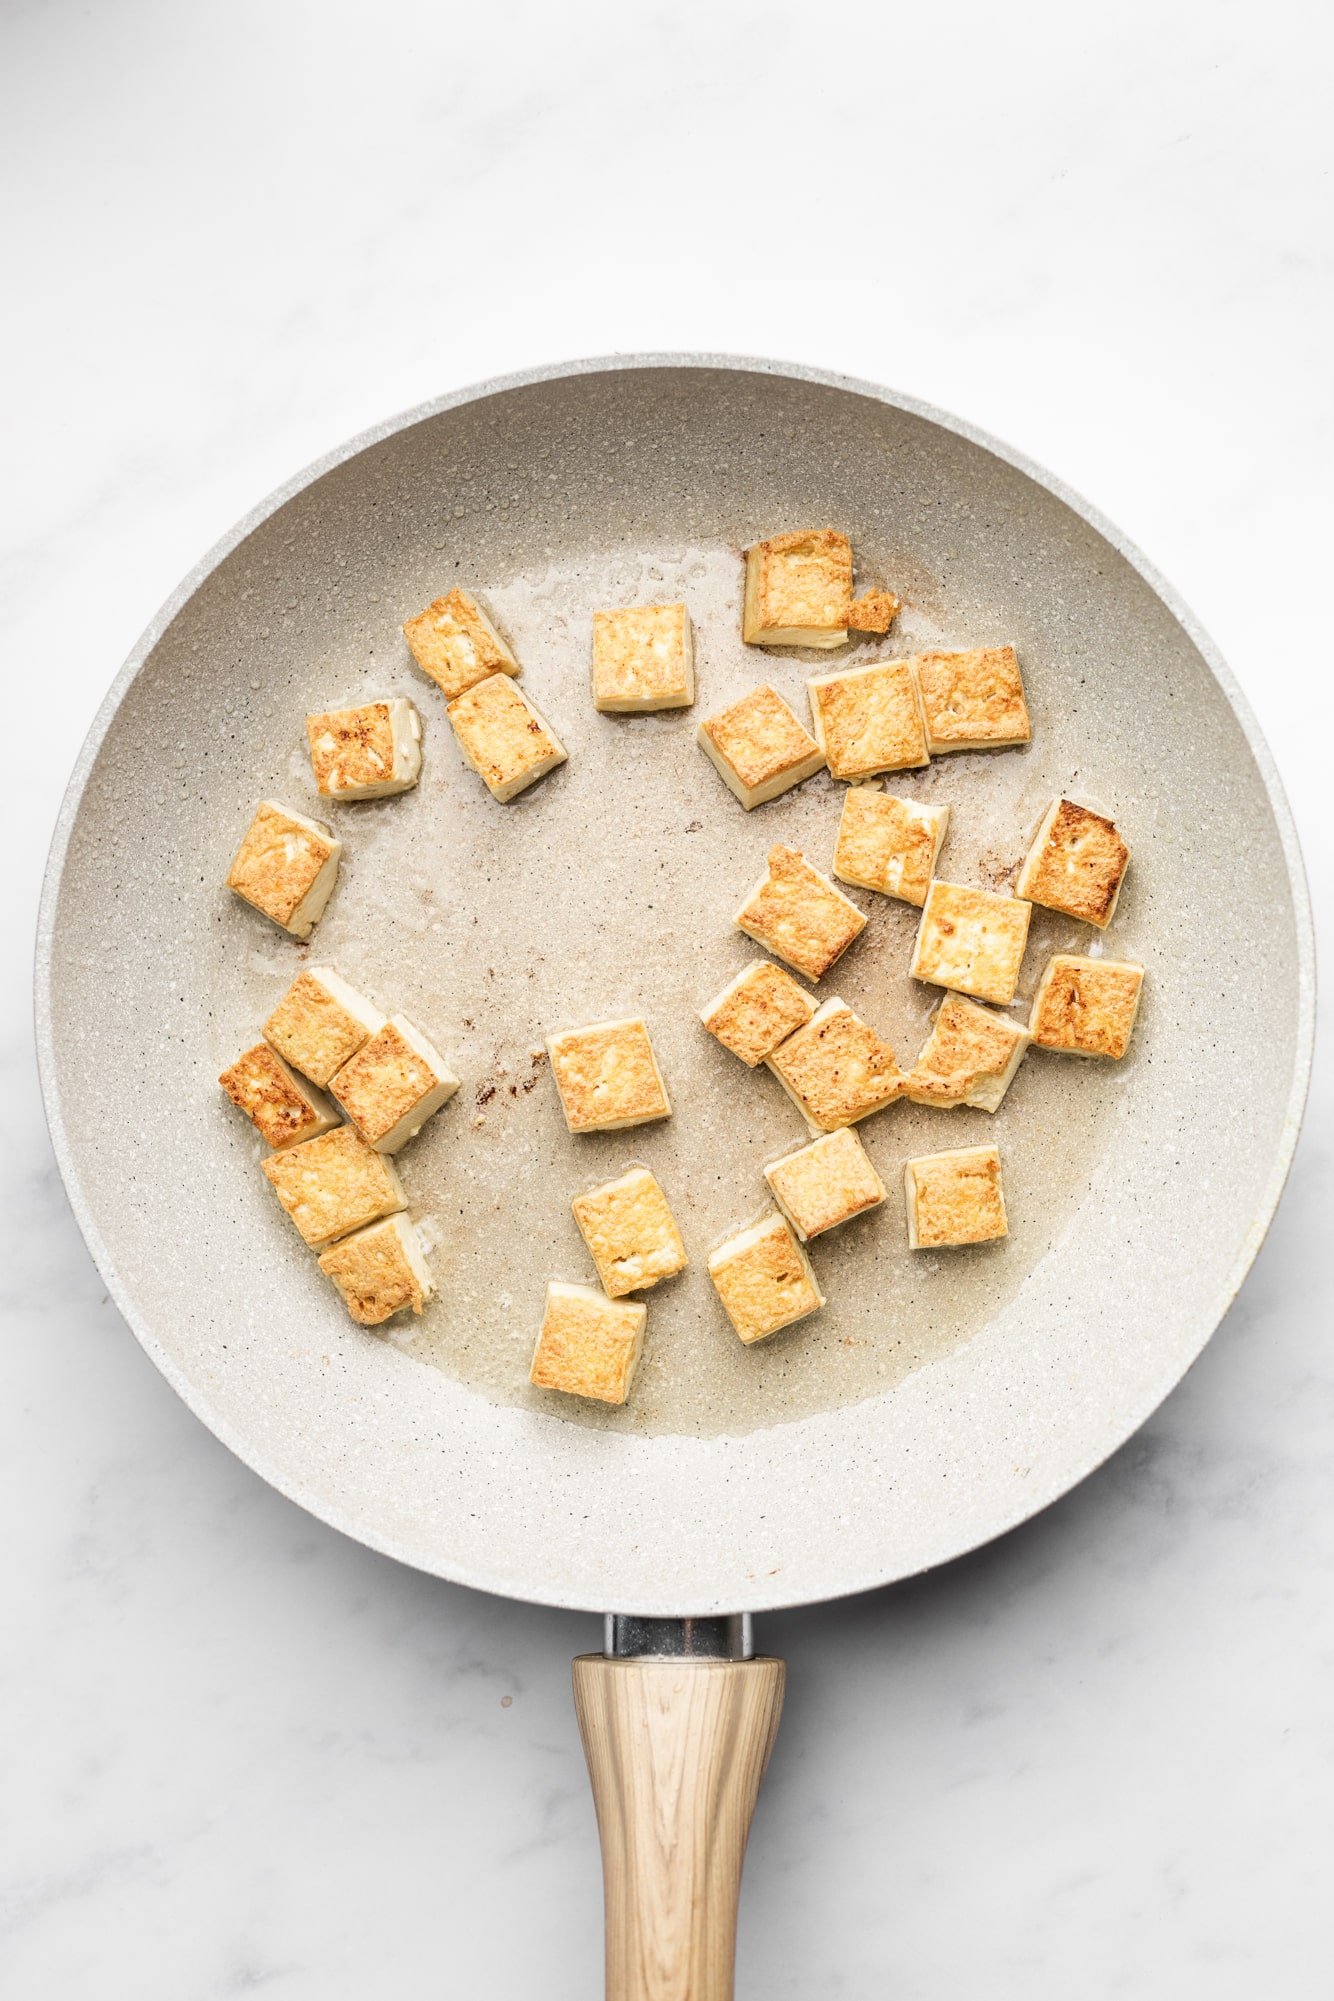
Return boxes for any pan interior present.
[41,364,1308,1610]
[209,540,1126,1439]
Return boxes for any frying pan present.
[36,356,1314,1998]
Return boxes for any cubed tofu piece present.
[697,684,825,809]
[219,1043,338,1149]
[571,1167,687,1298]
[808,656,936,780]
[305,699,422,799]
[743,528,853,649]
[328,1015,460,1152]
[1030,954,1144,1059]
[833,787,949,907]
[261,1125,407,1248]
[403,588,520,701]
[764,1127,887,1241]
[317,1213,435,1326]
[765,998,903,1132]
[547,1019,671,1133]
[447,672,567,802]
[225,800,341,938]
[699,959,816,1067]
[913,647,1031,754]
[263,967,386,1088]
[904,1145,1008,1250]
[530,1281,646,1405]
[807,659,930,781]
[734,845,866,982]
[591,603,695,712]
[1016,798,1130,928]
[903,993,1032,1112]
[846,589,901,633]
[910,881,1032,1006]
[707,1212,825,1345]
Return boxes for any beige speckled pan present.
[35,358,1315,1998]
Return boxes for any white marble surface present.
[3,2,1331,1993]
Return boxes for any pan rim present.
[34,353,1317,1615]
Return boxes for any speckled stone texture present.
[36,360,1313,1615]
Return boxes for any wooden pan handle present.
[573,1653,785,2001]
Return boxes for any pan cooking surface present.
[214,541,1125,1439]
[39,362,1312,1610]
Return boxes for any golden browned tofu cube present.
[913,647,1031,754]
[833,787,949,906]
[807,659,930,781]
[218,1043,337,1150]
[910,881,1032,1006]
[546,1018,671,1133]
[1029,954,1144,1059]
[328,1016,460,1153]
[846,589,901,634]
[698,959,816,1067]
[305,699,422,799]
[734,845,866,982]
[707,1212,825,1345]
[904,1145,1008,1249]
[317,1214,435,1326]
[530,1281,647,1404]
[764,1127,886,1241]
[903,993,1032,1112]
[261,1125,406,1248]
[263,966,386,1089]
[403,588,519,701]
[570,1167,687,1298]
[591,603,695,712]
[766,998,903,1132]
[447,672,567,802]
[1016,798,1130,928]
[697,684,825,809]
[225,800,342,938]
[742,528,853,649]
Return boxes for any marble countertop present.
[3,4,1330,1995]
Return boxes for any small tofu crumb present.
[592,603,695,712]
[903,994,1032,1112]
[1030,954,1144,1059]
[305,699,422,799]
[697,685,825,809]
[318,1214,434,1326]
[547,1019,671,1133]
[699,959,817,1067]
[225,800,342,938]
[263,967,385,1088]
[913,647,1031,754]
[403,588,520,701]
[1016,799,1130,928]
[905,1145,1008,1249]
[807,659,930,781]
[447,672,567,801]
[743,529,853,649]
[910,880,1032,1006]
[261,1125,406,1248]
[764,1127,887,1241]
[846,589,901,633]
[707,1212,825,1344]
[833,787,949,907]
[571,1167,687,1297]
[734,845,866,982]
[530,1281,646,1404]
[219,1044,337,1149]
[328,1015,459,1153]
[766,998,903,1132]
